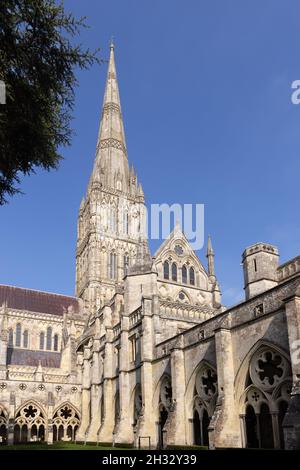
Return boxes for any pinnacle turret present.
[206,235,215,278]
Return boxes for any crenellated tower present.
[76,43,147,314]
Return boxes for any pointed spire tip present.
[110,36,115,50]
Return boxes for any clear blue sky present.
[1,0,300,306]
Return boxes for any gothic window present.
[23,330,29,348]
[182,265,187,284]
[158,376,172,447]
[163,261,169,280]
[0,406,7,444]
[193,403,210,447]
[52,404,80,442]
[46,327,52,350]
[133,385,143,427]
[39,332,45,350]
[123,212,129,235]
[192,363,218,447]
[53,334,59,352]
[174,244,184,256]
[242,346,292,449]
[110,207,116,233]
[124,255,129,277]
[14,402,46,443]
[190,267,195,286]
[109,252,117,280]
[8,328,13,347]
[113,253,117,279]
[172,262,177,282]
[15,323,21,347]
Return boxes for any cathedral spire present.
[90,42,129,190]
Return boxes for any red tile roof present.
[0,285,80,316]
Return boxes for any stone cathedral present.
[0,44,300,450]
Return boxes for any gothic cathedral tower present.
[76,43,146,314]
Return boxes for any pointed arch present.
[52,402,81,420]
[235,340,292,449]
[189,266,195,285]
[46,326,52,350]
[182,264,187,284]
[171,262,177,282]
[53,334,59,352]
[163,261,169,280]
[15,323,21,347]
[15,400,47,419]
[185,359,217,413]
[52,402,80,442]
[235,339,292,412]
[39,331,45,350]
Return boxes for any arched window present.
[124,255,129,277]
[46,327,52,350]
[110,207,116,232]
[53,334,59,352]
[123,212,129,235]
[163,261,169,280]
[182,265,187,284]
[39,332,45,350]
[190,267,195,285]
[242,347,292,449]
[15,323,21,347]
[23,330,29,348]
[109,252,117,280]
[8,329,13,347]
[172,263,177,282]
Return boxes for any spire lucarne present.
[76,44,146,314]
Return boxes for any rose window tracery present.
[196,364,218,401]
[52,404,80,442]
[15,402,46,429]
[250,348,289,391]
[243,346,292,449]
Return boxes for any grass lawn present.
[0,442,128,450]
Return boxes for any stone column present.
[114,315,133,445]
[164,336,186,446]
[282,294,300,449]
[209,328,241,448]
[87,339,102,442]
[46,392,54,445]
[98,327,115,443]
[136,298,157,448]
[76,344,92,442]
[7,392,15,445]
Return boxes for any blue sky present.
[1,0,300,306]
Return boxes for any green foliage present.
[0,0,101,204]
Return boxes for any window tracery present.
[52,404,80,442]
[242,346,292,449]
